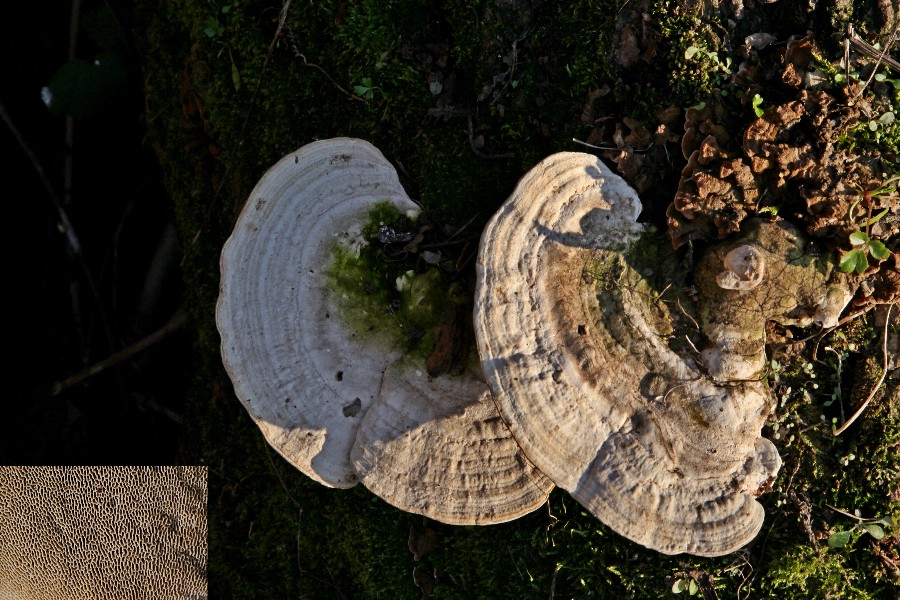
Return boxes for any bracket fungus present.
[474,152,798,556]
[217,138,552,524]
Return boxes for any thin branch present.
[468,114,515,159]
[571,137,655,153]
[50,308,189,395]
[0,97,115,352]
[810,304,876,361]
[297,54,363,101]
[833,302,895,436]
[845,24,900,96]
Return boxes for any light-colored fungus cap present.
[0,466,207,600]
[716,245,765,290]
[352,359,554,525]
[217,138,419,488]
[474,152,781,556]
[218,138,551,525]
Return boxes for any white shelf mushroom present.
[474,152,786,556]
[217,138,418,488]
[352,358,553,525]
[217,138,552,524]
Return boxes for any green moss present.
[325,201,458,361]
[763,545,870,599]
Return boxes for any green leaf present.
[672,579,686,593]
[752,94,765,117]
[684,46,700,60]
[861,523,886,539]
[758,206,779,216]
[688,580,699,595]
[869,240,891,260]
[879,111,896,125]
[866,207,890,226]
[828,529,853,548]
[849,231,869,245]
[839,249,869,273]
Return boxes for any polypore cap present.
[219,138,552,525]
[716,244,765,290]
[474,152,781,556]
[216,137,419,488]
[351,360,553,525]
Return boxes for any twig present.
[549,563,560,600]
[467,114,515,159]
[833,302,895,435]
[50,308,189,395]
[845,23,900,72]
[571,138,654,153]
[824,502,865,520]
[851,23,900,102]
[297,53,363,101]
[811,304,876,361]
[676,298,700,330]
[684,334,701,355]
[0,97,115,352]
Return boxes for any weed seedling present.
[838,176,898,273]
[825,504,893,549]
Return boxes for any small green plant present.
[874,72,900,90]
[683,44,732,74]
[827,510,892,549]
[203,5,230,38]
[671,577,699,595]
[838,176,897,273]
[353,77,377,101]
[751,93,766,117]
[201,5,241,91]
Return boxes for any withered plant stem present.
[833,302,895,436]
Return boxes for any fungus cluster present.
[218,139,854,555]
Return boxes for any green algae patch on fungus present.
[583,232,700,358]
[325,201,449,361]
